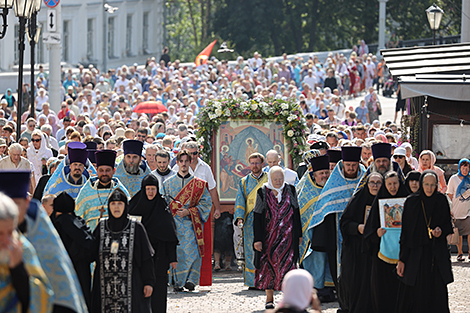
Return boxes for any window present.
[63,20,70,62]
[13,24,19,64]
[108,16,115,58]
[87,18,94,59]
[126,14,132,56]
[143,12,149,54]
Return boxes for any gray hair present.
[9,143,23,154]
[0,192,19,226]
[41,124,52,134]
[185,141,199,150]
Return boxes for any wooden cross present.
[99,206,106,218]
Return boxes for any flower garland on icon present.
[195,97,308,167]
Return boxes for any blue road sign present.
[44,0,59,9]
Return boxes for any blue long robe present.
[24,200,87,313]
[233,172,267,287]
[75,176,130,231]
[0,233,54,313]
[162,174,212,288]
[43,165,87,199]
[306,161,366,288]
[114,160,151,197]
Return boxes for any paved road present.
[343,91,400,126]
[167,254,469,312]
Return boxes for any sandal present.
[224,265,232,271]
[457,254,465,262]
[265,301,275,310]
[214,261,221,271]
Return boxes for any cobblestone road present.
[167,255,469,312]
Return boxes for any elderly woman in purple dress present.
[253,166,302,310]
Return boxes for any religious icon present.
[379,198,406,228]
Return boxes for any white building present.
[0,0,164,71]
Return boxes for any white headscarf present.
[278,269,314,311]
[263,166,285,203]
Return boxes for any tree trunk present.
[187,0,199,47]
[308,0,319,51]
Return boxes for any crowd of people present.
[0,47,464,313]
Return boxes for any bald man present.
[263,150,299,186]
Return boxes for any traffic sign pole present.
[45,0,61,113]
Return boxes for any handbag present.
[376,103,382,116]
[447,217,459,246]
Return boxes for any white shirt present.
[448,174,470,219]
[303,75,317,90]
[0,156,33,171]
[173,158,216,190]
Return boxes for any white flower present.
[287,115,296,122]
[281,103,289,110]
[215,108,223,117]
[287,130,294,137]
[209,113,217,120]
[260,101,268,107]
[224,109,231,117]
[251,103,258,111]
[282,110,289,116]
[240,102,247,108]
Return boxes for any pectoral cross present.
[428,227,433,239]
[109,254,121,271]
[110,302,120,313]
[99,206,106,218]
[111,276,120,296]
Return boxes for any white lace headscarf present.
[263,166,285,203]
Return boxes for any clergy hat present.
[95,149,116,168]
[0,171,31,199]
[372,142,392,159]
[123,140,144,156]
[310,141,329,151]
[310,155,330,172]
[341,146,362,162]
[84,141,97,151]
[68,145,88,165]
[327,149,342,164]
[68,141,87,150]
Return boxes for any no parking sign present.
[44,0,59,8]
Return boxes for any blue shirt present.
[355,106,368,122]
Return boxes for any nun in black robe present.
[90,188,155,313]
[337,172,383,313]
[396,170,453,313]
[363,171,409,313]
[52,192,95,309]
[404,170,421,194]
[129,174,178,313]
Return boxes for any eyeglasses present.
[137,134,146,138]
[368,181,382,187]
[393,155,405,159]
[190,151,199,156]
[31,138,42,142]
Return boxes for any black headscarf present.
[128,174,178,243]
[53,191,75,214]
[340,173,383,244]
[404,170,421,194]
[363,171,409,251]
[107,188,130,232]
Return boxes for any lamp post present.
[426,3,444,45]
[27,9,40,117]
[14,0,41,141]
[0,0,13,39]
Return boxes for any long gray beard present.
[124,162,140,174]
[371,160,393,175]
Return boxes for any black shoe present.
[265,301,275,310]
[248,286,260,291]
[173,286,183,292]
[184,281,195,291]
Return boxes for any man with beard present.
[75,150,130,231]
[306,146,366,303]
[162,150,212,292]
[43,142,89,199]
[297,154,332,285]
[114,139,151,197]
[152,150,176,192]
[234,153,268,289]
[355,142,404,193]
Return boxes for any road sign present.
[43,32,61,44]
[47,9,56,32]
[44,0,60,9]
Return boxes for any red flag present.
[195,40,217,66]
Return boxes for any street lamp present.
[27,8,41,117]
[426,3,444,45]
[0,0,13,39]
[13,0,41,141]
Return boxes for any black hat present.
[372,142,392,159]
[0,171,31,199]
[311,141,330,151]
[341,146,362,162]
[95,149,117,168]
[84,141,97,151]
[108,188,128,205]
[53,192,75,214]
[309,155,330,172]
[69,145,88,165]
[123,140,144,156]
[327,149,342,164]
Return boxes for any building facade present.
[0,0,164,71]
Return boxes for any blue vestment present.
[75,176,130,231]
[162,174,212,288]
[0,233,54,313]
[306,161,366,287]
[43,164,87,199]
[24,200,87,313]
[234,172,268,287]
[114,160,151,197]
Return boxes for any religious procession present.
[1,1,470,312]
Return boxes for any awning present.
[399,76,470,101]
